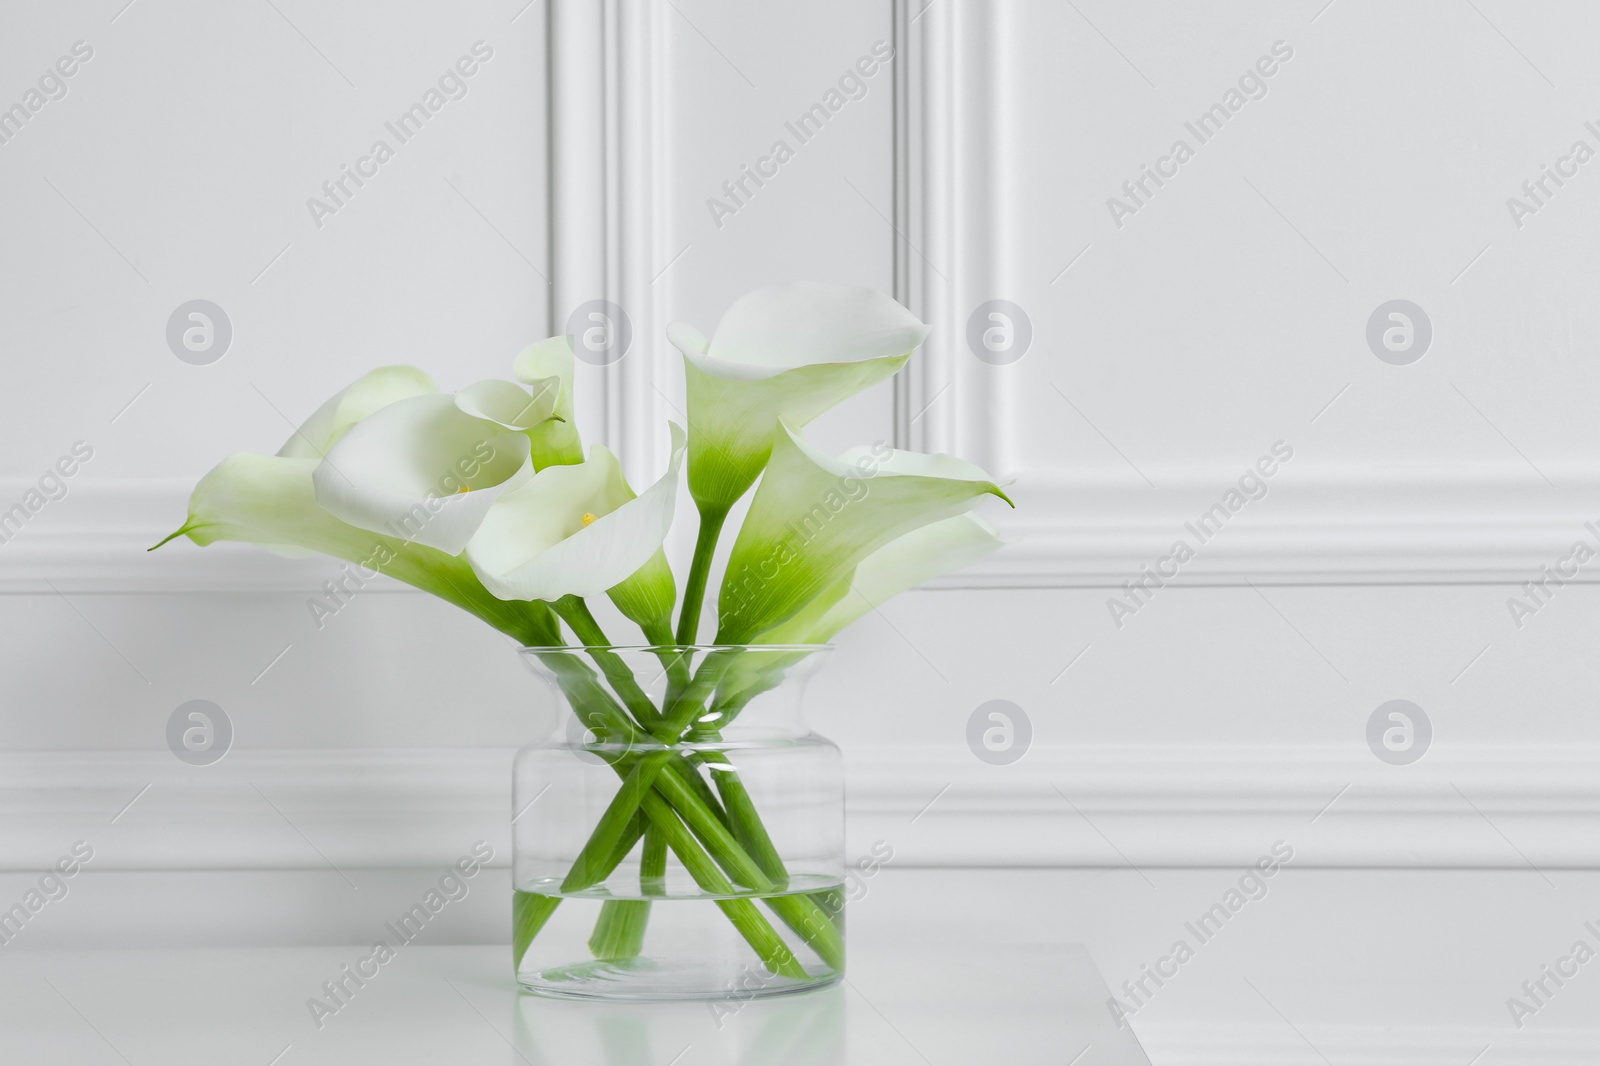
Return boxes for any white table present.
[14,864,1595,1062]
[0,939,1148,1065]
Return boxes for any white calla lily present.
[454,378,562,431]
[158,282,1019,977]
[714,422,1009,643]
[312,393,534,555]
[276,365,438,459]
[513,336,585,468]
[466,424,687,612]
[754,514,1002,645]
[152,453,561,645]
[668,282,930,512]
[712,515,1002,712]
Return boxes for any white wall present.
[3,0,1599,967]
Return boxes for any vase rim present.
[517,644,832,654]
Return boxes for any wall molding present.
[934,464,1600,588]
[0,479,327,593]
[4,5,1594,595]
[0,4,677,595]
[894,0,1011,475]
[12,472,1600,592]
[889,5,1600,592]
[5,744,1597,871]
[547,0,672,484]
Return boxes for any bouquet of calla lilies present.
[156,282,1011,978]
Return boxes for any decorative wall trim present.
[0,479,328,593]
[12,473,1600,592]
[6,745,1596,871]
[929,465,1600,588]
[4,5,1594,596]
[893,0,1011,474]
[0,3,680,596]
[547,0,672,483]
[889,1,1600,589]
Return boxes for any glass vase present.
[511,645,844,1000]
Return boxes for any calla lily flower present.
[157,284,1020,979]
[158,365,440,555]
[466,425,687,630]
[752,514,1002,645]
[152,368,561,646]
[276,365,439,460]
[311,394,536,555]
[514,336,585,468]
[667,283,930,513]
[712,514,1003,711]
[454,378,562,432]
[156,454,558,646]
[714,422,1010,643]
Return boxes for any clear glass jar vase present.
[512,645,843,1000]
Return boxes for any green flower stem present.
[554,649,754,893]
[674,503,729,645]
[765,893,845,972]
[531,651,648,746]
[688,659,851,970]
[639,619,692,690]
[655,649,695,714]
[559,752,750,893]
[553,596,662,730]
[554,662,794,903]
[640,827,667,896]
[705,760,787,885]
[653,764,774,892]
[513,889,562,970]
[671,756,734,835]
[699,677,778,735]
[600,811,648,881]
[589,824,667,961]
[568,699,847,972]
[586,812,658,962]
[697,752,846,970]
[637,789,806,980]
[432,567,564,649]
[715,898,808,981]
[533,650,829,978]
[543,666,768,896]
[589,900,650,960]
[657,648,743,741]
[560,753,673,892]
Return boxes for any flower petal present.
[668,284,929,511]
[311,394,531,554]
[754,514,1002,645]
[704,282,930,371]
[714,422,1008,642]
[467,424,687,602]
[276,366,438,459]
[604,427,688,632]
[513,337,584,467]
[455,378,562,431]
[164,453,365,556]
[713,515,999,709]
[155,451,561,645]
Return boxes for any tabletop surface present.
[0,940,1149,1066]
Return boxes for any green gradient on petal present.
[669,283,929,512]
[514,337,585,468]
[155,452,560,645]
[714,423,1009,643]
[276,365,438,460]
